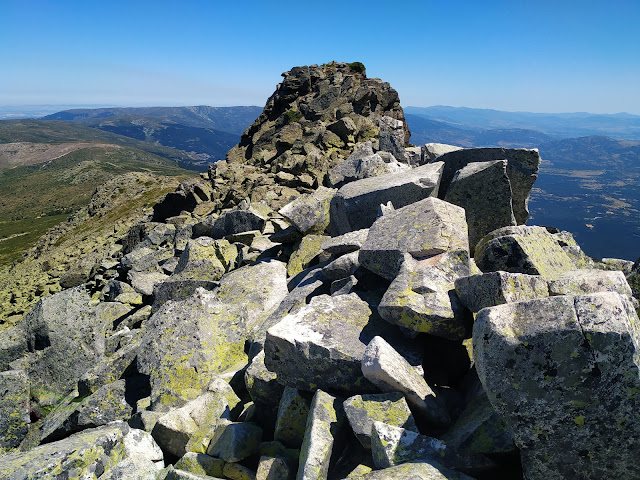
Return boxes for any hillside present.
[0,140,193,268]
[44,105,262,134]
[43,106,262,165]
[0,119,198,168]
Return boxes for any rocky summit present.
[1,62,640,480]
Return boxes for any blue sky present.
[1,0,639,113]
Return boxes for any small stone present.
[371,422,495,475]
[256,456,291,480]
[331,275,358,296]
[274,387,312,448]
[223,462,257,480]
[298,390,346,480]
[361,336,450,427]
[279,186,336,234]
[343,392,417,448]
[206,421,263,462]
[322,251,360,280]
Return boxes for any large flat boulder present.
[378,252,472,340]
[19,287,131,407]
[264,293,378,395]
[434,147,541,224]
[0,422,163,479]
[454,271,549,313]
[330,162,444,234]
[138,260,288,409]
[474,226,575,279]
[474,292,640,479]
[359,197,468,281]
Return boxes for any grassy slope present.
[0,119,196,165]
[0,144,191,267]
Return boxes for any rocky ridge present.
[1,62,640,480]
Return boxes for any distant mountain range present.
[42,106,263,166]
[405,105,640,140]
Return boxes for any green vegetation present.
[285,109,303,124]
[348,62,366,74]
[0,120,194,165]
[0,144,192,267]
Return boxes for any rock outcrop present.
[0,62,638,480]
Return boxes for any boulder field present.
[1,62,640,479]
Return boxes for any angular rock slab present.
[344,392,418,448]
[139,260,287,408]
[0,325,27,371]
[174,452,224,477]
[422,143,464,163]
[207,421,263,462]
[0,370,30,453]
[279,186,336,234]
[357,461,475,479]
[378,252,472,340]
[379,116,409,163]
[371,422,494,475]
[474,292,640,479]
[435,147,540,224]
[474,226,575,279]
[256,456,292,480]
[210,207,266,239]
[274,386,311,448]
[44,379,133,443]
[298,390,346,480]
[0,422,161,480]
[547,268,634,302]
[321,229,369,255]
[174,237,237,281]
[441,393,515,455]
[20,287,131,407]
[454,271,549,313]
[287,234,330,278]
[361,336,450,427]
[444,160,516,253]
[264,293,377,395]
[330,162,444,235]
[328,144,407,189]
[359,197,468,281]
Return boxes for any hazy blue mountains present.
[43,106,262,167]
[405,105,640,140]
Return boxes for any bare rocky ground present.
[1,62,640,480]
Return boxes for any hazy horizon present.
[2,104,640,121]
[2,1,639,115]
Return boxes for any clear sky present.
[1,0,639,114]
